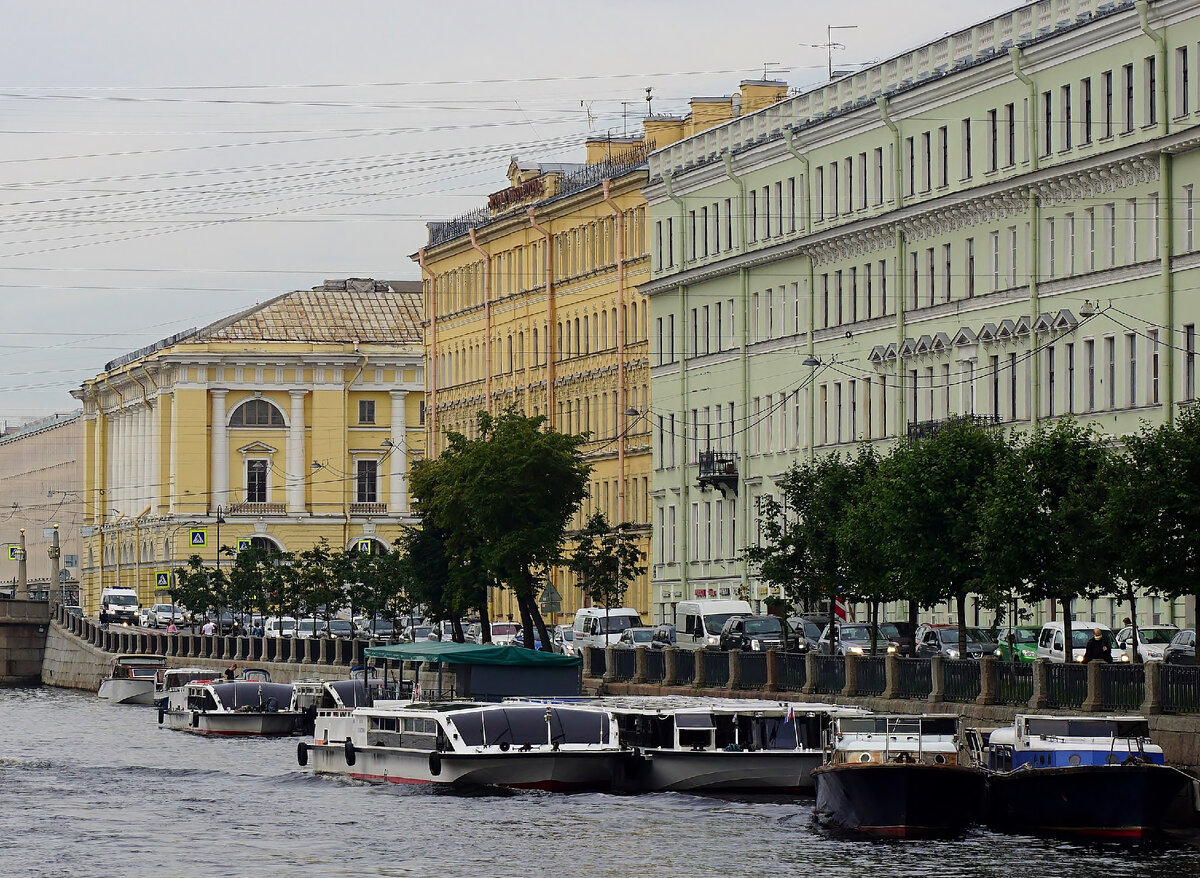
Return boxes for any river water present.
[3,686,1199,878]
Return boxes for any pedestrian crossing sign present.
[356,538,373,553]
[7,545,18,560]
[155,571,171,589]
[237,538,252,553]
[189,528,207,547]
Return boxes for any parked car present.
[483,621,521,645]
[204,611,236,635]
[1035,620,1119,663]
[650,623,677,650]
[818,623,897,656]
[63,605,83,618]
[881,620,917,657]
[551,624,577,655]
[788,617,824,652]
[718,615,792,651]
[263,616,297,638]
[357,618,397,640]
[137,606,156,628]
[995,625,1041,662]
[404,624,439,642]
[323,619,356,639]
[617,627,656,648]
[1163,628,1196,665]
[914,624,998,660]
[1114,624,1179,662]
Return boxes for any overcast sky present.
[0,0,1021,420]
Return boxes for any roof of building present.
[197,279,423,345]
[0,411,81,446]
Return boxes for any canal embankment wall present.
[0,599,50,685]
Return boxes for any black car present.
[914,625,998,660]
[1163,628,1196,665]
[788,617,824,652]
[882,620,917,657]
[718,615,793,652]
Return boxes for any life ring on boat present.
[428,750,442,777]
[297,741,309,767]
[344,737,357,766]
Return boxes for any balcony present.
[697,450,738,497]
[906,413,1001,441]
[224,501,286,515]
[349,503,388,517]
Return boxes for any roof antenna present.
[645,86,653,117]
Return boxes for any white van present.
[572,607,643,650]
[674,599,753,650]
[263,616,297,638]
[99,586,140,626]
[1036,620,1117,663]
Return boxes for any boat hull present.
[987,763,1191,838]
[636,748,822,793]
[98,679,156,705]
[161,709,301,737]
[308,741,624,792]
[813,763,986,837]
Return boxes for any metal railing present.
[739,652,767,689]
[1046,662,1088,708]
[996,661,1034,705]
[644,649,665,683]
[1099,662,1145,711]
[778,652,807,691]
[1163,664,1200,714]
[812,655,845,694]
[896,658,932,698]
[610,647,637,682]
[943,659,982,703]
[702,649,730,688]
[857,656,886,695]
[675,649,695,684]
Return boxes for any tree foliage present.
[568,513,646,636]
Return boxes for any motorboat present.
[160,678,301,736]
[566,696,867,793]
[297,699,628,791]
[812,714,986,837]
[984,714,1194,838]
[152,667,214,709]
[97,655,168,705]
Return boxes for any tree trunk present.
[908,600,918,633]
[827,594,837,655]
[1126,590,1140,663]
[1061,598,1073,665]
[956,592,968,660]
[451,616,465,643]
[478,601,492,644]
[869,601,879,656]
[516,592,535,649]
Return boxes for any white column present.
[118,409,129,515]
[388,390,408,514]
[136,407,148,513]
[150,400,161,515]
[287,390,307,514]
[167,391,177,515]
[211,390,229,511]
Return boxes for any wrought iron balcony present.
[697,450,738,496]
[907,413,1001,441]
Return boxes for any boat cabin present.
[986,715,1164,772]
[108,654,167,680]
[184,680,295,713]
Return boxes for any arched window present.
[229,399,285,427]
[250,535,283,554]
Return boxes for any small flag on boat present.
[784,705,795,724]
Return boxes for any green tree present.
[568,513,646,646]
[292,538,345,628]
[411,407,590,650]
[872,417,1011,659]
[980,419,1116,661]
[398,521,488,642]
[169,554,228,632]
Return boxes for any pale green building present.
[640,0,1200,629]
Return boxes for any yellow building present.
[70,279,425,613]
[412,89,772,624]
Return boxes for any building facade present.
[71,279,426,613]
[0,412,82,600]
[640,0,1199,627]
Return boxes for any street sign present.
[42,528,55,538]
[355,538,374,553]
[7,545,21,561]
[189,528,208,548]
[155,570,171,589]
[236,538,252,553]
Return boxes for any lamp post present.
[214,506,226,569]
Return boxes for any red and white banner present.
[834,597,847,621]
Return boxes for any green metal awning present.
[364,641,582,668]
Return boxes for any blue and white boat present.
[985,714,1193,838]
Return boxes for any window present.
[937,127,948,188]
[1042,91,1053,155]
[1047,345,1056,417]
[1103,70,1114,138]
[1086,339,1096,411]
[988,109,999,171]
[230,399,285,427]
[1081,80,1092,144]
[962,118,973,178]
[1177,47,1190,117]
[246,459,268,503]
[1146,56,1157,126]
[358,399,376,424]
[1105,336,1116,409]
[1066,343,1075,414]
[1127,332,1138,407]
[1186,324,1196,401]
[1062,84,1073,149]
[905,137,915,196]
[1123,64,1135,133]
[1186,185,1195,251]
[1150,328,1160,405]
[873,147,884,205]
[966,238,975,297]
[356,459,378,504]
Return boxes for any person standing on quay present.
[1083,627,1112,663]
[201,618,216,637]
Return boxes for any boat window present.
[762,717,799,749]
[450,713,484,746]
[329,680,368,708]
[211,682,292,711]
[370,717,399,732]
[402,717,436,734]
[674,712,715,730]
[918,717,956,736]
[549,709,610,745]
[1025,718,1146,738]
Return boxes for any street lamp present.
[214,506,226,569]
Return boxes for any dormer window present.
[229,399,285,427]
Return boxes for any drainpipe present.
[660,172,689,604]
[1137,0,1169,138]
[417,248,438,455]
[879,98,910,432]
[602,179,629,525]
[1010,48,1042,423]
[468,228,493,415]
[719,151,751,601]
[784,128,818,461]
[527,208,557,428]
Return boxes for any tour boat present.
[152,667,214,709]
[984,714,1194,838]
[297,699,627,791]
[812,714,986,837]
[160,678,301,736]
[569,696,867,793]
[97,655,168,705]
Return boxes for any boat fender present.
[428,750,442,777]
[297,741,309,767]
[344,737,356,766]
[158,708,164,724]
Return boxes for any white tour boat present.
[160,678,301,736]
[97,655,168,705]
